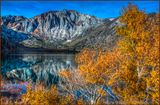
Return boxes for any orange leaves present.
[21,83,78,105]
[97,89,106,97]
[59,70,72,79]
[146,69,159,104]
[75,49,97,65]
[120,4,146,29]
[76,48,122,85]
[114,4,160,103]
[75,4,159,104]
[77,98,86,105]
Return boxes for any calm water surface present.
[1,54,77,87]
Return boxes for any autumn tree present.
[75,4,159,104]
[21,83,79,105]
[109,4,159,104]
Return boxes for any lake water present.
[1,54,77,87]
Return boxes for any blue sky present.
[2,1,159,19]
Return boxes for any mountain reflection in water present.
[1,54,77,87]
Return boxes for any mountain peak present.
[2,10,106,50]
[34,9,79,18]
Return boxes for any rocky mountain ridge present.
[1,10,119,51]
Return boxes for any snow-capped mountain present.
[1,10,119,51]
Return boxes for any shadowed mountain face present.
[69,18,121,51]
[2,54,76,87]
[1,10,120,51]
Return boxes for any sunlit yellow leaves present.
[97,89,106,97]
[75,4,159,104]
[22,84,59,105]
[146,70,159,104]
[75,49,97,65]
[59,70,71,79]
[76,48,122,85]
[115,4,159,104]
[21,83,80,105]
[77,98,86,105]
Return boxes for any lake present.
[1,54,77,89]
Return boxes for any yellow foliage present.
[20,83,85,105]
[114,4,159,103]
[75,4,159,104]
[21,84,60,105]
[77,48,122,85]
[97,89,106,97]
[59,70,72,79]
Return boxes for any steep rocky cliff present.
[1,10,119,51]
